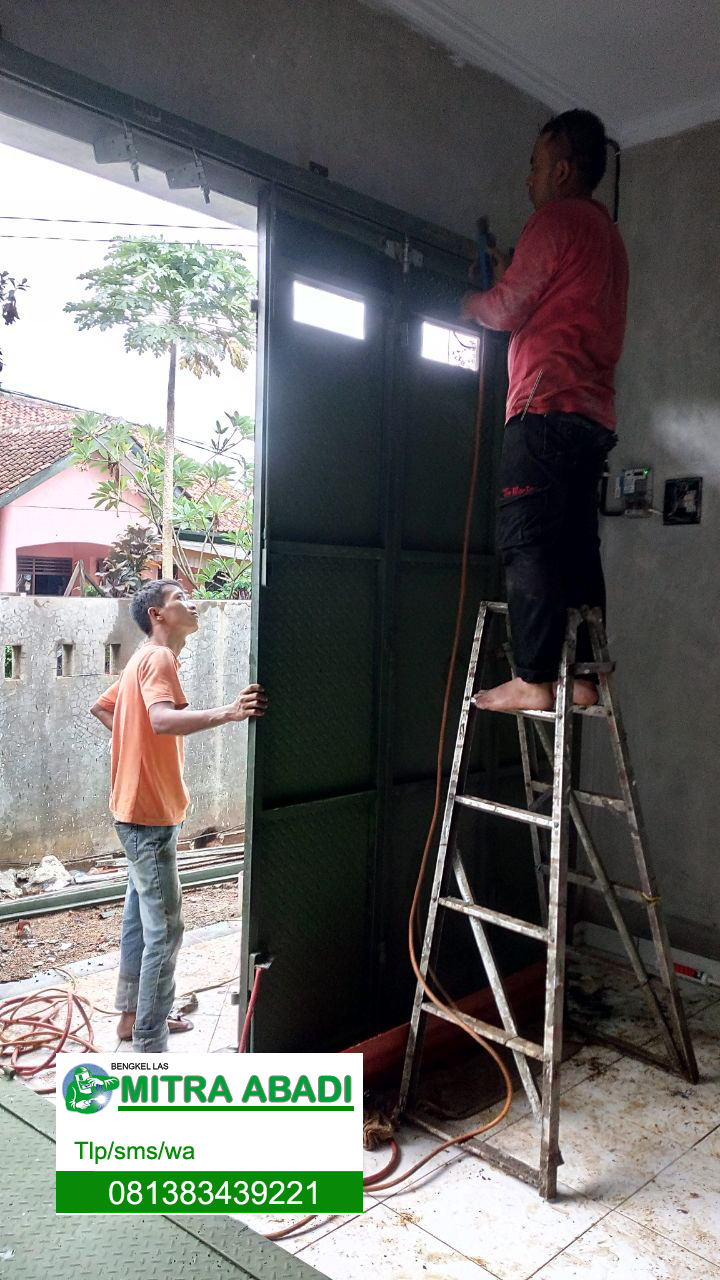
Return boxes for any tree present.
[0,270,28,375]
[69,410,253,598]
[64,237,255,574]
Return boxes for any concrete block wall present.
[0,595,251,866]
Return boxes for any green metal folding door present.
[241,189,529,1051]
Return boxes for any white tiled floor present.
[242,967,720,1280]
[6,933,720,1279]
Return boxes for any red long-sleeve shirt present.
[466,198,628,430]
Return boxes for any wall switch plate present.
[663,476,702,525]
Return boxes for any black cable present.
[606,137,621,224]
[0,214,252,233]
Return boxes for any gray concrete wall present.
[0,596,251,866]
[0,0,548,245]
[588,120,720,958]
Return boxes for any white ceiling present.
[372,0,720,146]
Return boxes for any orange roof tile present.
[0,391,77,497]
[0,390,247,532]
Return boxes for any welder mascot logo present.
[63,1064,120,1114]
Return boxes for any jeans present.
[497,411,616,683]
[114,822,184,1053]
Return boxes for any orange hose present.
[403,326,515,1153]
[0,987,97,1084]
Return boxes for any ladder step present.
[518,705,611,721]
[455,794,553,829]
[420,1001,544,1061]
[541,865,650,904]
[440,896,548,941]
[530,780,626,814]
[570,662,615,675]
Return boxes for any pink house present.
[0,390,246,594]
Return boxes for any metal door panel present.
[259,554,379,804]
[243,188,514,1049]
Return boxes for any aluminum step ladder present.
[398,600,698,1199]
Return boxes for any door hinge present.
[384,235,423,273]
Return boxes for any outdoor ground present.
[0,880,239,982]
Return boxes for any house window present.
[292,281,366,340]
[420,321,480,371]
[16,556,73,596]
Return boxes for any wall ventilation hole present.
[3,645,21,679]
[56,643,73,678]
[104,643,122,675]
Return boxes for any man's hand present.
[467,246,509,290]
[226,684,268,723]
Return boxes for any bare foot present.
[472,677,555,713]
[553,678,599,707]
[117,1012,135,1040]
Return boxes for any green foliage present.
[70,411,253,598]
[95,524,159,597]
[0,269,28,375]
[64,237,255,375]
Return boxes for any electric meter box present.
[616,467,652,516]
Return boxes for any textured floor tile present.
[297,1201,497,1279]
[377,1146,606,1280]
[531,1211,720,1278]
[618,1126,720,1264]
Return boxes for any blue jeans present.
[114,822,184,1052]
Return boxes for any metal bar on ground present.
[407,1112,540,1189]
[0,857,244,922]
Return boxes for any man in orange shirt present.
[91,579,267,1053]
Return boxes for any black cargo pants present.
[497,411,616,683]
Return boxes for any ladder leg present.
[503,624,550,927]
[398,602,490,1113]
[586,610,698,1083]
[533,721,686,1074]
[538,610,577,1198]
[452,850,543,1120]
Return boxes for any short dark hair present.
[541,109,608,191]
[130,579,179,635]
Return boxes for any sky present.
[0,143,258,472]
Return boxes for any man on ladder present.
[463,109,628,713]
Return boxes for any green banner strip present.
[56,1170,362,1215]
